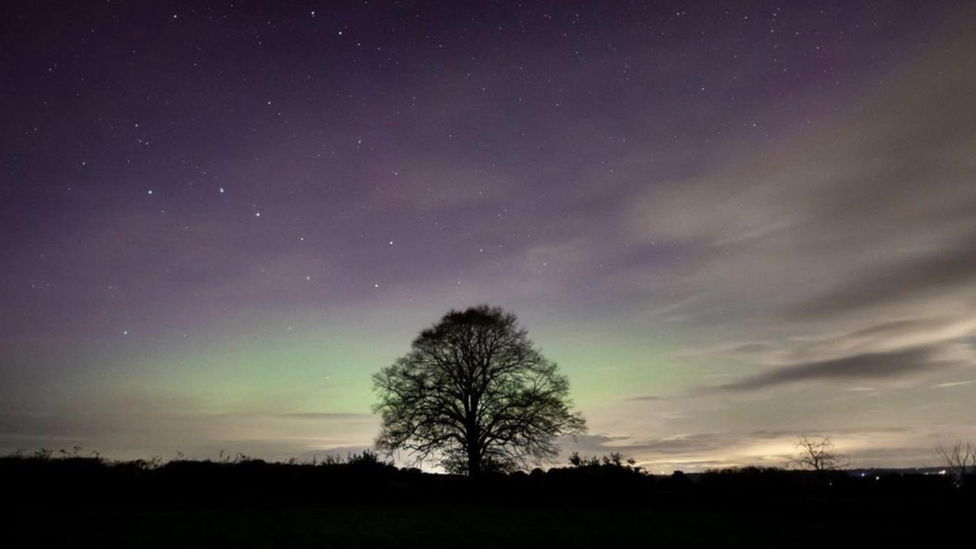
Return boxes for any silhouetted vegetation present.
[937,441,976,485]
[567,451,643,473]
[3,447,972,548]
[791,435,849,472]
[373,305,585,476]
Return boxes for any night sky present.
[2,1,975,471]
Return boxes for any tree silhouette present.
[936,441,976,482]
[791,436,848,472]
[373,305,586,476]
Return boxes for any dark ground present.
[12,501,967,549]
[4,456,972,548]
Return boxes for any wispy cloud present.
[718,346,960,392]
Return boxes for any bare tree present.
[936,441,976,480]
[791,436,848,472]
[373,305,586,476]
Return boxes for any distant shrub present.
[567,451,643,474]
[347,449,386,467]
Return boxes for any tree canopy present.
[373,305,585,476]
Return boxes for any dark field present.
[15,501,970,549]
[4,456,972,548]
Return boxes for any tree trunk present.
[467,444,481,477]
[466,422,482,476]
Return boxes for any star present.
[3,0,962,473]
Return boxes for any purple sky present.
[2,1,975,471]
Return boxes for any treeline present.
[2,450,971,511]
